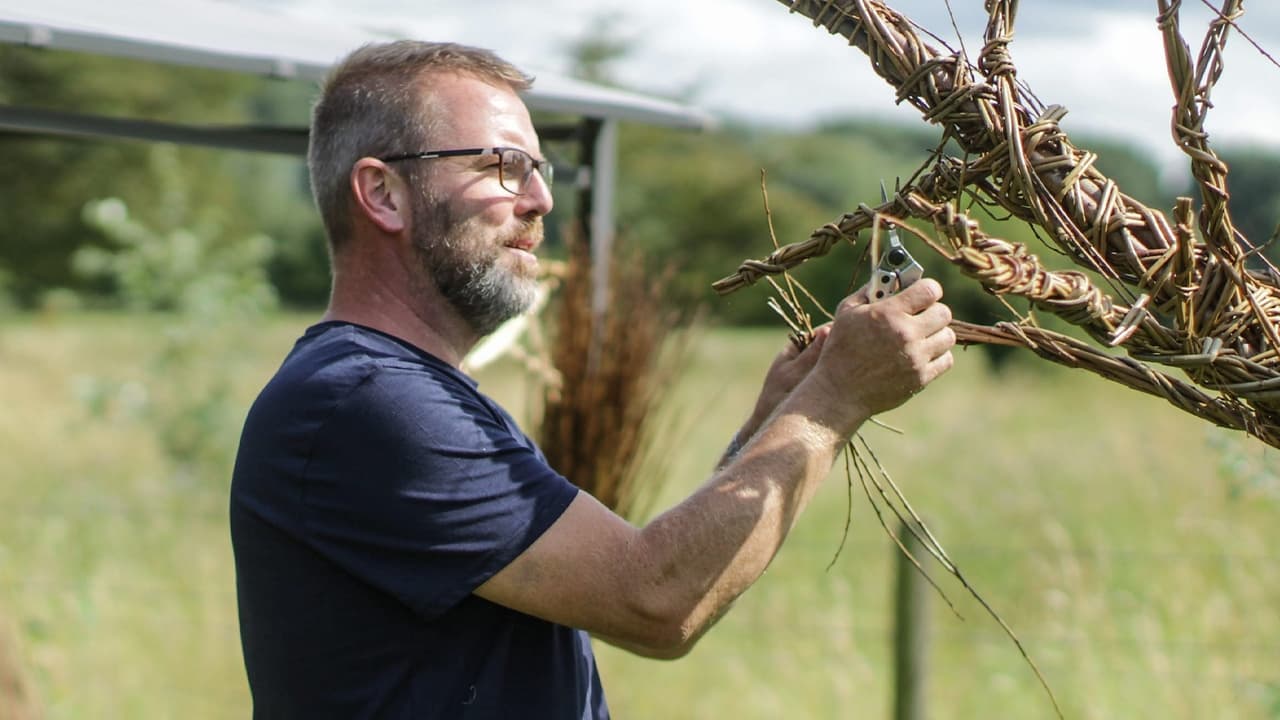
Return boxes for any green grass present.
[2,311,1279,718]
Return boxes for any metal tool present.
[869,180,924,302]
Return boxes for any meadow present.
[2,310,1278,719]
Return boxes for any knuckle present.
[938,303,953,325]
[860,303,889,328]
[836,295,861,314]
[888,320,914,344]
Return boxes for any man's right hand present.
[796,278,955,437]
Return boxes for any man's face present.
[409,188,542,337]
[406,73,553,337]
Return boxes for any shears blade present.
[870,180,924,302]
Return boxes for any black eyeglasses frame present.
[378,146,552,196]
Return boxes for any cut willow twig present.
[752,168,1057,713]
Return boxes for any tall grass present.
[2,312,1278,718]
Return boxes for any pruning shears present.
[869,180,924,302]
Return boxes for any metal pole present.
[588,118,617,323]
[892,519,931,720]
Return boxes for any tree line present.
[1,44,1276,334]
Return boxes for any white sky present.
[243,0,1280,179]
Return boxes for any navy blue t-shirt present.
[230,322,609,719]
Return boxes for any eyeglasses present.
[379,146,553,196]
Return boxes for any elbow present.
[603,532,739,659]
[611,592,715,660]
[609,622,699,660]
[634,623,699,660]
[636,641,695,661]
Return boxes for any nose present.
[514,169,554,218]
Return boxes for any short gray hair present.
[307,41,533,249]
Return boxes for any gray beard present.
[412,196,539,338]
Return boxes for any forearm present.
[713,427,747,471]
[714,398,781,471]
[633,390,863,648]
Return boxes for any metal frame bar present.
[0,104,309,155]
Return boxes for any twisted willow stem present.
[952,319,1280,446]
[714,0,1280,446]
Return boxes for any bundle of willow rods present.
[714,0,1280,449]
[539,229,689,521]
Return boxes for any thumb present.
[839,284,873,311]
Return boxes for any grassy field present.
[2,310,1279,718]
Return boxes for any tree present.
[1211,146,1280,266]
[0,45,319,306]
[562,13,637,87]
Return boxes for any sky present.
[243,0,1280,181]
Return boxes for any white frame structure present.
[0,0,715,313]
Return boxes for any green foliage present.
[1207,146,1280,266]
[615,123,829,324]
[75,197,276,316]
[0,264,15,315]
[1209,427,1280,503]
[562,13,637,87]
[223,153,330,307]
[0,45,323,306]
[71,195,278,477]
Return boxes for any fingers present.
[922,341,956,384]
[915,299,953,335]
[775,326,828,378]
[838,285,872,312]
[794,327,827,369]
[829,279,954,407]
[776,324,828,363]
[838,278,941,316]
[806,323,832,351]
[748,323,835,436]
[882,278,943,315]
[921,323,957,362]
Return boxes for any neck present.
[324,261,478,368]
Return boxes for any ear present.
[350,158,410,234]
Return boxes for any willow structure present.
[715,0,1280,450]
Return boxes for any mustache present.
[502,217,542,245]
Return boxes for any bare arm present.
[715,323,830,470]
[475,279,956,657]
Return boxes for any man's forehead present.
[419,72,538,149]
[420,71,521,113]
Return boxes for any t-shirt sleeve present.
[297,364,578,619]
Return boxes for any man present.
[230,40,955,719]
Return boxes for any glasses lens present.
[497,148,552,194]
[499,148,532,194]
[537,158,553,189]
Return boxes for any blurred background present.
[1,1,1279,718]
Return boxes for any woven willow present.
[714,0,1280,449]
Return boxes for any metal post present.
[572,116,617,374]
[587,118,617,323]
[892,519,931,720]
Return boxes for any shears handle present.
[870,241,924,302]
[872,179,924,302]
